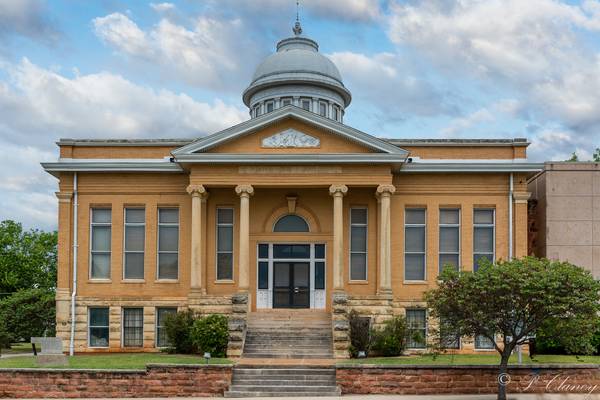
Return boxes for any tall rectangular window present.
[217,208,234,280]
[90,208,111,279]
[405,208,426,281]
[319,101,328,117]
[440,319,460,349]
[350,208,367,281]
[122,308,143,347]
[301,98,311,111]
[88,307,109,348]
[439,208,460,273]
[265,101,274,113]
[473,209,495,271]
[158,208,179,280]
[406,309,427,349]
[124,208,145,280]
[156,307,177,348]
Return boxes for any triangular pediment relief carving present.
[261,129,320,148]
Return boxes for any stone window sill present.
[403,280,428,285]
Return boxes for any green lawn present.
[2,343,33,354]
[0,353,232,369]
[339,354,600,365]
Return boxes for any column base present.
[376,288,393,298]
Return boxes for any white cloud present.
[93,12,260,90]
[150,2,175,13]
[329,51,453,117]
[440,99,521,136]
[0,58,247,229]
[0,0,59,43]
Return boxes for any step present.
[225,390,340,397]
[228,385,338,393]
[234,368,335,375]
[232,379,335,386]
[242,354,333,359]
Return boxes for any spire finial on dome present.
[293,0,302,36]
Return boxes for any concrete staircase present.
[242,310,333,359]
[224,365,340,398]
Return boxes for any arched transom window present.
[273,214,310,232]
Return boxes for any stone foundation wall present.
[0,365,232,398]
[337,365,600,396]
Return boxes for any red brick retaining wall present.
[337,365,600,396]
[0,364,232,398]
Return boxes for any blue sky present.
[0,0,599,230]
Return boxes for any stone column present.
[55,191,73,352]
[187,184,208,296]
[235,184,254,292]
[513,191,531,258]
[329,184,348,291]
[376,184,395,295]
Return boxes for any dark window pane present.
[266,102,274,113]
[217,253,233,280]
[258,261,269,289]
[124,253,144,279]
[159,226,178,252]
[351,226,367,252]
[474,253,493,271]
[159,208,178,224]
[405,226,425,252]
[405,254,425,280]
[125,226,144,251]
[156,307,177,348]
[92,209,111,223]
[439,254,459,273]
[89,308,109,326]
[301,99,311,110]
[158,253,178,279]
[123,308,143,347]
[91,254,110,279]
[319,102,327,116]
[274,263,289,287]
[273,215,309,232]
[406,309,427,349]
[217,208,233,224]
[440,209,459,224]
[351,208,367,224]
[474,209,494,224]
[293,263,309,287]
[92,226,111,251]
[258,244,268,259]
[439,226,459,253]
[350,253,367,280]
[475,334,495,349]
[315,261,325,289]
[125,209,145,223]
[315,244,325,259]
[89,327,109,347]
[474,227,493,253]
[217,226,233,251]
[405,209,425,224]
[273,244,310,259]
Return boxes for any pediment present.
[172,106,408,157]
[262,129,320,148]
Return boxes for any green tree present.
[593,147,600,162]
[0,288,56,343]
[566,151,579,162]
[425,257,600,400]
[0,220,57,294]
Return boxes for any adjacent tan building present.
[42,27,542,357]
[528,162,600,278]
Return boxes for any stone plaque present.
[261,129,320,148]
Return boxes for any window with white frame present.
[406,309,427,349]
[439,208,460,273]
[217,208,234,280]
[319,101,328,117]
[90,208,111,279]
[124,208,145,280]
[157,208,179,280]
[88,307,109,347]
[156,307,177,348]
[253,105,260,117]
[405,208,426,281]
[475,334,496,349]
[300,98,311,111]
[350,208,367,281]
[473,209,495,271]
[333,105,340,121]
[122,308,143,347]
[265,100,274,113]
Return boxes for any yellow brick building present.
[42,27,541,357]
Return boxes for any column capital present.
[513,191,531,204]
[329,184,348,197]
[235,184,254,197]
[376,184,396,197]
[55,192,73,203]
[186,184,208,198]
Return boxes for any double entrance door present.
[273,262,310,308]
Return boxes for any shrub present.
[370,315,408,357]
[163,309,197,354]
[348,310,370,358]
[0,288,55,343]
[190,314,229,357]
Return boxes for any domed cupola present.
[242,20,351,122]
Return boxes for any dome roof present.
[242,35,351,107]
